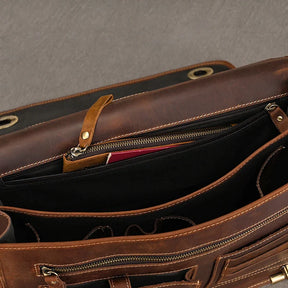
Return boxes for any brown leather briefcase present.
[0,57,288,288]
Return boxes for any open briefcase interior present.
[0,57,287,288]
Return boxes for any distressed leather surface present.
[1,1,288,287]
[0,57,287,178]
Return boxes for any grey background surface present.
[0,1,288,287]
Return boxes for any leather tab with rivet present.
[79,94,113,149]
[266,103,288,133]
[44,275,66,288]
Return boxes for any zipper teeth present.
[70,126,231,160]
[46,206,288,274]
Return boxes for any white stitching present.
[247,280,270,288]
[33,207,287,278]
[213,255,288,287]
[0,61,229,116]
[98,93,288,144]
[3,122,288,218]
[1,91,287,178]
[2,191,288,251]
[220,225,288,258]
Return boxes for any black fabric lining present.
[3,132,288,243]
[0,109,279,212]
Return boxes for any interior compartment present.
[257,145,288,196]
[0,105,283,212]
[2,132,288,243]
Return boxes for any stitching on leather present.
[34,208,287,278]
[0,154,63,177]
[256,146,285,197]
[247,280,270,288]
[0,61,229,116]
[126,276,131,288]
[220,225,288,258]
[97,93,288,144]
[218,259,231,283]
[0,60,226,132]
[4,191,288,251]
[0,276,5,288]
[27,206,288,267]
[213,255,288,287]
[1,91,287,178]
[109,278,116,288]
[28,208,288,275]
[35,264,197,279]
[4,122,288,217]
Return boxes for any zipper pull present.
[79,94,113,149]
[63,94,113,172]
[270,264,288,284]
[41,266,66,288]
[69,94,114,159]
[265,103,288,133]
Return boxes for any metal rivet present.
[81,131,90,140]
[51,281,57,285]
[277,115,284,122]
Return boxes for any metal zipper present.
[68,101,283,161]
[41,206,288,277]
[67,126,234,160]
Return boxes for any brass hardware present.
[270,265,288,284]
[0,115,18,130]
[277,115,284,122]
[81,131,90,140]
[265,103,278,111]
[270,272,286,284]
[187,67,214,80]
[41,266,59,277]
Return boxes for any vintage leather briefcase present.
[0,57,287,288]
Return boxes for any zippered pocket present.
[38,264,200,288]
[34,207,288,287]
[0,103,283,213]
[62,97,288,173]
[63,125,234,172]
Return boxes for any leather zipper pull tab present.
[79,94,113,149]
[42,267,66,288]
[265,103,288,133]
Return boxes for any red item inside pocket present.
[106,143,183,164]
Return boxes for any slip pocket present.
[207,225,288,287]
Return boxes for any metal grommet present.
[187,67,214,80]
[0,115,19,130]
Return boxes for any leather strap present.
[109,276,132,288]
[79,94,113,148]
